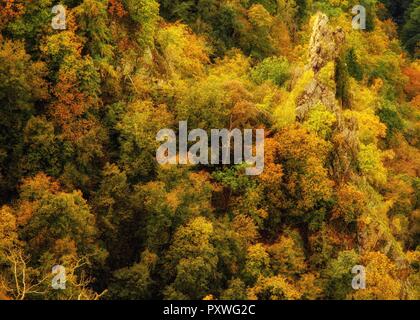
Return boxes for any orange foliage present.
[50,68,98,142]
[403,63,420,100]
[332,184,367,223]
[108,0,127,18]
[0,0,30,28]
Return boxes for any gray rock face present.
[295,13,359,184]
[309,14,345,73]
[296,13,345,121]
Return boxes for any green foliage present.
[124,0,160,50]
[0,39,48,195]
[0,0,418,301]
[220,278,248,300]
[3,0,53,51]
[379,0,413,25]
[75,0,113,59]
[117,101,173,181]
[19,116,61,177]
[358,144,388,186]
[108,250,157,299]
[243,244,271,284]
[250,56,291,86]
[346,48,363,81]
[377,102,405,139]
[335,56,351,107]
[212,164,256,193]
[401,0,420,57]
[323,250,359,299]
[303,103,337,139]
[248,0,278,14]
[163,217,218,299]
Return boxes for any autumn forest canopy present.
[0,0,419,300]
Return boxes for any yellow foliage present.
[248,275,302,300]
[349,252,402,300]
[274,70,314,128]
[318,61,336,90]
[344,109,387,144]
[156,23,210,79]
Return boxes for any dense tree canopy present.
[0,0,419,300]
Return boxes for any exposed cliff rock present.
[308,13,345,73]
[296,13,345,121]
[295,13,359,183]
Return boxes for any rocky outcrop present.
[308,13,345,73]
[296,13,359,184]
[296,13,345,121]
